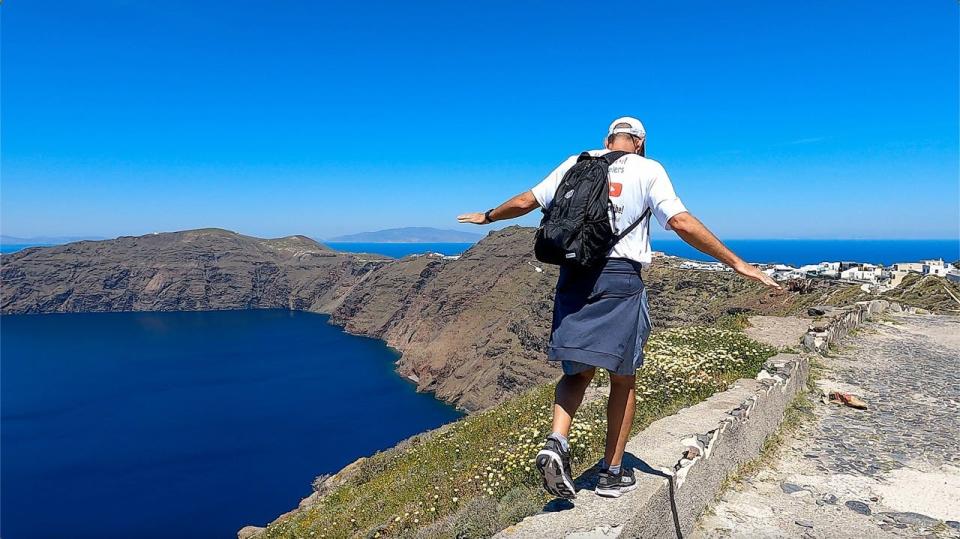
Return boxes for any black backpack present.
[534,151,651,269]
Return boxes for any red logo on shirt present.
[609,182,623,197]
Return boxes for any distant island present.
[326,227,484,243]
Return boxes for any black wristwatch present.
[484,209,495,223]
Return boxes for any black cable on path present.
[667,473,683,539]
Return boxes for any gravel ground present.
[695,313,960,539]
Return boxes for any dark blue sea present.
[650,239,959,267]
[0,310,462,539]
[327,239,959,267]
[0,244,54,254]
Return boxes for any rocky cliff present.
[0,226,849,410]
[0,228,389,314]
[329,227,560,410]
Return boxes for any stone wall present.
[802,300,902,354]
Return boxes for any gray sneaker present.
[535,436,576,499]
[595,467,637,498]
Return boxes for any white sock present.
[549,432,570,452]
[608,464,622,475]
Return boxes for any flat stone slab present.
[745,315,810,349]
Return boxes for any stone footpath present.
[695,313,960,538]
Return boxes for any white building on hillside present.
[892,259,956,278]
[763,264,808,280]
[891,262,924,273]
[810,262,841,278]
[679,260,729,272]
[889,270,911,287]
[840,265,883,283]
[923,259,953,277]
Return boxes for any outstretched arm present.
[667,211,781,289]
[457,191,540,225]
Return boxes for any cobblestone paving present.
[695,313,960,539]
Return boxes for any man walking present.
[457,117,780,499]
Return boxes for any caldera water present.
[0,310,462,539]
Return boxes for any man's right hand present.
[457,212,489,225]
[734,261,783,290]
[457,192,540,226]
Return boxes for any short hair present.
[607,123,642,145]
[606,123,646,156]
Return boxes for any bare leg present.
[551,369,596,437]
[605,373,636,467]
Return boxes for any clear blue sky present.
[2,1,958,240]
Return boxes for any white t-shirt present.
[530,150,688,266]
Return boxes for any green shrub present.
[449,497,500,538]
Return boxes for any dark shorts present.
[547,258,651,376]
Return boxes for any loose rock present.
[880,511,941,528]
[780,482,805,494]
[845,500,872,516]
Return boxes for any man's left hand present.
[457,212,488,225]
[735,262,783,290]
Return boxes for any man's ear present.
[603,137,612,150]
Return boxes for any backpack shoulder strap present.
[604,150,645,241]
[603,151,630,165]
[575,150,628,164]
[615,206,652,242]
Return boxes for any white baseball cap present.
[607,116,646,140]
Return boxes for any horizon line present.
[2,235,958,244]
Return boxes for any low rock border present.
[803,300,904,354]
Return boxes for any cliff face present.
[0,228,388,315]
[330,227,560,411]
[0,226,849,410]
